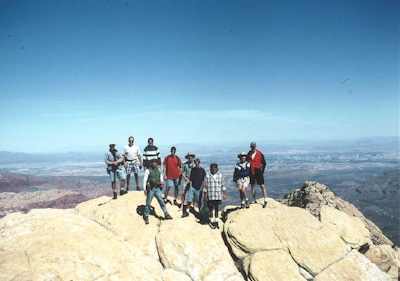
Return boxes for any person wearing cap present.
[124,136,143,191]
[183,157,206,217]
[247,142,268,208]
[233,152,251,208]
[163,146,182,205]
[203,163,227,229]
[143,158,172,224]
[143,137,161,169]
[104,142,127,199]
[180,152,196,211]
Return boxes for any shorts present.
[126,161,139,174]
[165,178,179,188]
[250,168,264,185]
[188,187,202,204]
[235,176,250,189]
[109,168,127,182]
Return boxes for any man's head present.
[210,163,218,174]
[148,138,154,146]
[185,152,195,162]
[194,158,200,167]
[109,142,116,151]
[238,152,247,162]
[170,146,176,155]
[150,158,158,167]
[250,142,256,151]
[128,136,134,145]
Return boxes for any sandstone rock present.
[365,245,400,280]
[321,205,372,248]
[0,209,164,281]
[157,217,244,281]
[246,250,307,281]
[281,181,393,246]
[314,250,392,281]
[223,199,348,277]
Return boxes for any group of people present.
[104,137,267,229]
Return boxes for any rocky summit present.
[0,182,399,281]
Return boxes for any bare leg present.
[134,173,140,190]
[126,174,131,191]
[251,184,256,202]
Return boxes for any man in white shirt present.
[124,136,143,191]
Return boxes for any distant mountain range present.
[1,136,398,163]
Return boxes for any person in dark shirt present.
[182,158,206,217]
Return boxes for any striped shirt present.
[143,145,161,168]
[204,172,226,200]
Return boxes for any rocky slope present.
[1,185,399,281]
[280,181,394,246]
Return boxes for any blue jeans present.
[144,187,169,217]
[187,187,202,207]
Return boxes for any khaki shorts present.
[235,176,250,189]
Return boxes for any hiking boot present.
[240,203,245,209]
[252,200,257,204]
[113,192,117,199]
[209,222,216,229]
[181,212,189,218]
[263,201,267,208]
[144,216,149,225]
[120,190,127,196]
[136,186,140,191]
[246,201,250,208]
[164,198,168,204]
[173,200,178,206]
[164,214,173,220]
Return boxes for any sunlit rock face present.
[0,186,397,281]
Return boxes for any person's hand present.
[204,194,208,201]
[124,162,128,167]
[139,164,142,169]
[113,161,118,166]
[160,182,164,186]
[164,175,167,181]
[144,190,147,196]
[223,193,227,200]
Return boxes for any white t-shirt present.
[124,144,142,162]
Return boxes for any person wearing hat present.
[247,142,268,208]
[183,157,206,217]
[104,142,127,199]
[180,152,196,212]
[143,158,172,224]
[163,146,182,205]
[233,152,251,208]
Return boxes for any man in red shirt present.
[247,142,268,208]
[163,146,182,205]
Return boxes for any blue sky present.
[0,0,398,153]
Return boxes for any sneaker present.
[263,201,267,208]
[246,201,250,208]
[252,200,257,204]
[240,203,245,209]
[120,190,127,196]
[164,198,168,204]
[214,222,219,229]
[209,222,216,229]
[144,216,149,225]
[112,192,117,199]
[136,186,140,191]
[164,214,173,220]
[173,200,178,206]
[181,212,189,218]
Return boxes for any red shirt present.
[163,155,182,180]
[247,149,266,175]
